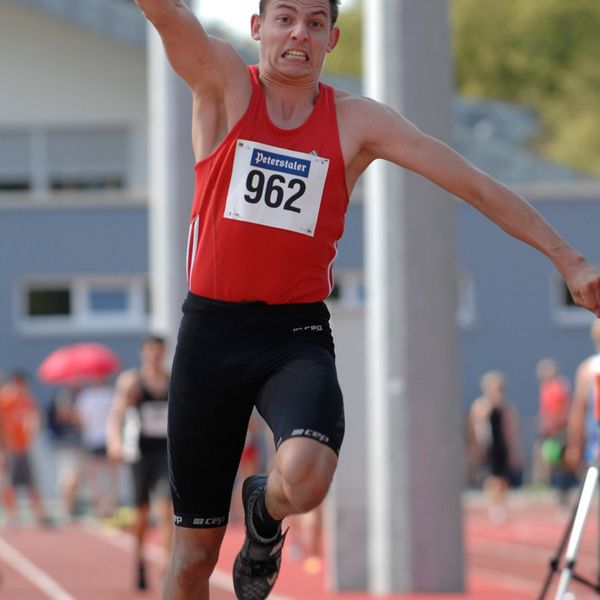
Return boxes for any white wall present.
[0,2,148,189]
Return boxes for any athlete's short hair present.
[480,370,506,394]
[259,0,340,26]
[141,335,166,349]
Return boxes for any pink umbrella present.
[38,343,121,385]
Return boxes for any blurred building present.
[2,0,600,474]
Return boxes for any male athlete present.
[133,1,600,598]
[107,336,172,590]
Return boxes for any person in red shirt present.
[0,371,49,526]
[133,1,600,598]
[538,358,571,440]
[533,358,575,501]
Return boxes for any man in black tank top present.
[107,336,172,591]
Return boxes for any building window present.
[0,128,130,197]
[46,130,128,191]
[551,274,595,327]
[18,276,148,335]
[0,131,31,191]
[327,268,476,327]
[27,287,71,317]
[327,271,365,307]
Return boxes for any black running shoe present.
[233,475,286,600]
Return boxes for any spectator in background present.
[468,371,521,523]
[532,359,573,497]
[0,371,50,526]
[286,504,324,575]
[107,336,172,591]
[46,385,84,519]
[74,377,118,519]
[565,320,600,474]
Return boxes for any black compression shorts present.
[131,447,169,506]
[168,293,345,528]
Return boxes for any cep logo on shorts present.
[293,324,324,333]
[291,428,330,445]
[192,516,227,527]
[174,516,183,525]
[251,149,311,177]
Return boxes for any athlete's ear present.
[251,14,262,40]
[327,26,341,53]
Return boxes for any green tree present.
[322,1,600,175]
[323,1,362,77]
[453,0,600,174]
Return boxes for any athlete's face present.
[251,0,340,81]
[140,340,165,368]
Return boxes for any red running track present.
[0,493,599,599]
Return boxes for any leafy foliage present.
[324,1,600,175]
[323,1,362,77]
[453,0,600,174]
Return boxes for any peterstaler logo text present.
[251,149,311,178]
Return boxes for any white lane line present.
[82,523,293,600]
[0,536,77,600]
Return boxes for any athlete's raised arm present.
[135,0,252,159]
[345,95,600,317]
[134,0,247,95]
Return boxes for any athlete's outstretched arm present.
[352,96,600,317]
[134,0,247,95]
[106,369,139,461]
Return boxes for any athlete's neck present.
[258,68,320,128]
[140,364,166,383]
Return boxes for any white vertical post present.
[147,21,195,348]
[364,0,464,592]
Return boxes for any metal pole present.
[554,466,599,598]
[364,0,464,592]
[147,19,195,349]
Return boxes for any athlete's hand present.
[564,261,600,318]
[107,439,123,462]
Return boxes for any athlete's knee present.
[276,439,337,512]
[169,533,221,585]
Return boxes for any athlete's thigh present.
[168,311,255,527]
[255,345,345,456]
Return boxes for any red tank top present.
[186,65,349,304]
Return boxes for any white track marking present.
[0,536,77,600]
[82,522,293,600]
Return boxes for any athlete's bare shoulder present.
[115,368,141,395]
[333,88,378,124]
[331,88,395,184]
[135,0,251,103]
[332,89,403,151]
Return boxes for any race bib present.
[139,401,168,438]
[224,140,329,237]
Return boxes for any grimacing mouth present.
[282,49,309,61]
